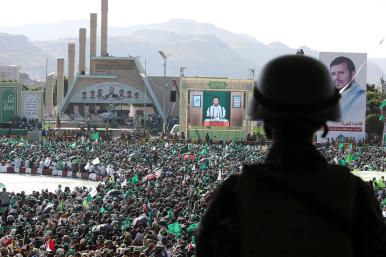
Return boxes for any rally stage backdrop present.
[180,78,253,141]
[317,52,367,143]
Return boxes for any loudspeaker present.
[170,91,177,102]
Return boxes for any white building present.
[0,65,21,81]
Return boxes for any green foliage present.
[64,77,68,96]
[366,84,383,115]
[366,114,384,134]
[365,83,384,137]
[53,80,57,106]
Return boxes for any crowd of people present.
[6,117,42,131]
[0,133,384,256]
[48,113,178,136]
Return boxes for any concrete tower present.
[79,28,87,74]
[45,72,55,116]
[68,43,76,86]
[101,0,108,56]
[90,13,97,70]
[56,58,64,107]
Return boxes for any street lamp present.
[180,67,186,77]
[158,50,170,133]
[248,68,255,80]
[163,83,168,133]
[158,50,168,77]
[140,72,147,133]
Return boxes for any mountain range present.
[0,19,384,84]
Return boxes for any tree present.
[366,114,384,134]
[64,77,68,96]
[365,84,384,140]
[53,80,57,106]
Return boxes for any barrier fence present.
[0,166,103,181]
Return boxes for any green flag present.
[124,189,132,200]
[201,147,207,156]
[82,199,90,208]
[377,178,386,189]
[199,159,210,170]
[187,223,199,232]
[379,115,384,121]
[339,159,346,166]
[131,175,139,184]
[167,222,181,236]
[168,210,174,220]
[99,206,107,214]
[82,192,95,208]
[338,143,344,150]
[58,200,64,212]
[382,198,386,208]
[346,152,352,164]
[69,142,77,149]
[90,131,100,142]
[121,217,131,231]
[380,99,386,109]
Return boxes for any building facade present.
[0,65,21,81]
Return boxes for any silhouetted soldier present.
[197,55,386,257]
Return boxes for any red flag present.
[46,238,55,252]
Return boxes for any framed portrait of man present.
[193,95,201,107]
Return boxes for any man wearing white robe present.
[206,97,227,120]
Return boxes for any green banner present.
[1,88,17,122]
[208,81,227,89]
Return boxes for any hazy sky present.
[2,0,386,57]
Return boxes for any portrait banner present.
[317,52,367,143]
[69,82,152,104]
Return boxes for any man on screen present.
[97,89,104,99]
[105,86,119,99]
[119,89,125,100]
[206,97,227,120]
[330,56,366,122]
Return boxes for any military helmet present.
[248,55,341,122]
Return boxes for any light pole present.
[158,50,169,133]
[140,71,147,134]
[158,50,168,77]
[163,83,168,133]
[248,68,255,80]
[180,67,186,77]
